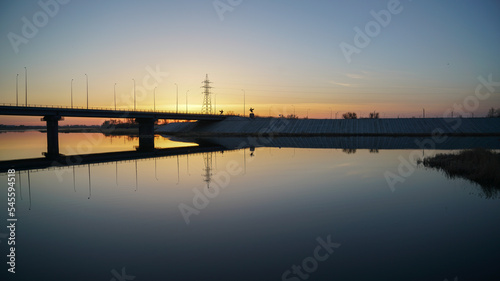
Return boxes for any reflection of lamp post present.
[241,89,245,117]
[175,83,178,114]
[114,83,117,110]
[132,79,136,110]
[71,79,74,108]
[185,90,190,113]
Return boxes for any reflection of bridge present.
[175,136,500,150]
[0,105,225,156]
[0,145,227,173]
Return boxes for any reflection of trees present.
[369,149,379,153]
[419,148,500,199]
[342,148,356,154]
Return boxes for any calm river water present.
[0,131,499,280]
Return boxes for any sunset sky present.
[1,0,499,125]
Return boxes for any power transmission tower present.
[201,74,212,114]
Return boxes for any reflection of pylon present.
[202,152,213,188]
[201,74,212,114]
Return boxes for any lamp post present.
[291,105,295,117]
[85,73,88,109]
[214,93,217,114]
[336,112,339,119]
[185,90,190,113]
[114,83,117,110]
[132,79,136,110]
[329,107,332,119]
[71,79,74,108]
[16,74,18,106]
[307,108,310,119]
[241,89,245,117]
[175,83,178,113]
[24,67,27,106]
[154,87,157,111]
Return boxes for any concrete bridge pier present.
[136,118,156,151]
[42,115,62,157]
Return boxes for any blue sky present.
[1,0,499,124]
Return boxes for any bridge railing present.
[0,103,225,116]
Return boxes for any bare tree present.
[343,112,357,119]
[486,107,500,117]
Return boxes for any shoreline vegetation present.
[0,125,139,134]
[0,121,140,135]
[418,148,500,198]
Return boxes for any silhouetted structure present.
[0,105,225,157]
[201,74,213,114]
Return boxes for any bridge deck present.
[0,104,225,121]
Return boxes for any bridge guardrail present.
[0,103,224,116]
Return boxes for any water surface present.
[0,132,499,280]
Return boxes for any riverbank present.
[419,148,500,198]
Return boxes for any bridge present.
[0,104,226,156]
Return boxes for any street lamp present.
[132,79,136,110]
[114,83,117,110]
[16,74,18,106]
[175,83,178,114]
[241,89,245,117]
[24,67,27,106]
[185,90,190,113]
[71,79,74,108]
[154,87,157,111]
[85,73,88,109]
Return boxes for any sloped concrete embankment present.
[157,117,500,137]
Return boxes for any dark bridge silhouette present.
[0,144,227,173]
[0,105,225,156]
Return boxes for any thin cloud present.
[328,81,353,87]
[345,73,364,79]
